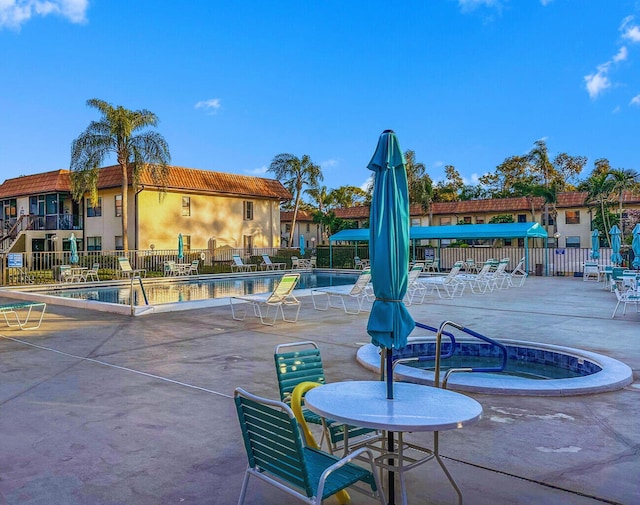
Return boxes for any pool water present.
[37,271,360,306]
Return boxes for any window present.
[565,211,580,225]
[306,223,310,232]
[462,216,472,224]
[183,235,191,251]
[517,214,527,223]
[87,236,102,251]
[243,234,253,254]
[542,215,555,225]
[411,218,421,227]
[476,217,485,224]
[566,236,580,248]
[115,236,123,250]
[182,196,191,216]
[439,217,451,226]
[87,198,102,217]
[115,195,122,217]
[243,201,254,221]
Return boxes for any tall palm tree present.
[70,98,171,251]
[581,171,615,246]
[527,140,554,231]
[268,154,322,248]
[608,168,640,240]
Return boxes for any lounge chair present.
[274,341,382,456]
[0,302,47,330]
[59,264,73,283]
[230,273,301,325]
[164,260,179,276]
[507,257,528,287]
[291,256,311,269]
[354,256,369,269]
[234,388,384,505]
[415,261,465,299]
[311,268,372,314]
[230,254,256,272]
[117,257,147,278]
[83,263,100,282]
[404,263,428,304]
[260,254,285,270]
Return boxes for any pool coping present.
[356,339,634,396]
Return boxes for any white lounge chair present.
[404,263,427,304]
[117,257,146,278]
[230,273,301,325]
[507,257,528,287]
[188,259,199,275]
[415,261,465,299]
[311,268,373,314]
[231,254,256,272]
[260,254,286,270]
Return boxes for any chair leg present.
[237,467,251,505]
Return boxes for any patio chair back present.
[274,341,378,454]
[232,254,244,266]
[118,257,134,273]
[234,388,382,505]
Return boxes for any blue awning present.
[329,222,548,242]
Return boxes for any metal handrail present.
[435,320,508,389]
[130,276,149,316]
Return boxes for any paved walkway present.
[0,276,638,505]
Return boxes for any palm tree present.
[527,140,554,231]
[70,98,171,252]
[580,171,615,246]
[268,154,322,248]
[608,168,640,240]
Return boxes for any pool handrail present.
[391,322,458,376]
[436,321,508,389]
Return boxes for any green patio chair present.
[274,341,380,455]
[234,388,384,505]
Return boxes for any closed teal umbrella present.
[299,234,305,257]
[366,130,415,399]
[632,223,640,269]
[610,225,623,265]
[591,230,600,260]
[69,233,79,264]
[178,233,184,261]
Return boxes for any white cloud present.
[0,0,87,30]
[320,158,338,170]
[194,98,221,115]
[630,95,640,106]
[245,165,268,176]
[584,69,611,99]
[613,46,628,62]
[360,175,373,192]
[621,16,640,42]
[458,0,502,12]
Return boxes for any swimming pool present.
[2,270,360,316]
[357,339,633,396]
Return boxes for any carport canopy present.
[329,222,548,270]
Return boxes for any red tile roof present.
[280,210,315,221]
[0,166,292,200]
[0,170,71,199]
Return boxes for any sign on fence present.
[7,253,23,268]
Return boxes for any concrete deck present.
[0,276,638,505]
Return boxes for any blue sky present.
[1,0,639,196]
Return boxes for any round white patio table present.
[304,381,482,505]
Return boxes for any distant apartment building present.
[0,166,291,256]
[286,192,640,249]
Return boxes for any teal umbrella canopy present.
[299,235,305,256]
[591,230,600,260]
[610,225,623,265]
[69,233,79,264]
[366,130,415,379]
[632,223,640,269]
[178,233,184,261]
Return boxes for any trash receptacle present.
[535,264,543,276]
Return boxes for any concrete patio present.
[0,276,638,505]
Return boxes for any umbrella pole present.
[386,347,395,504]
